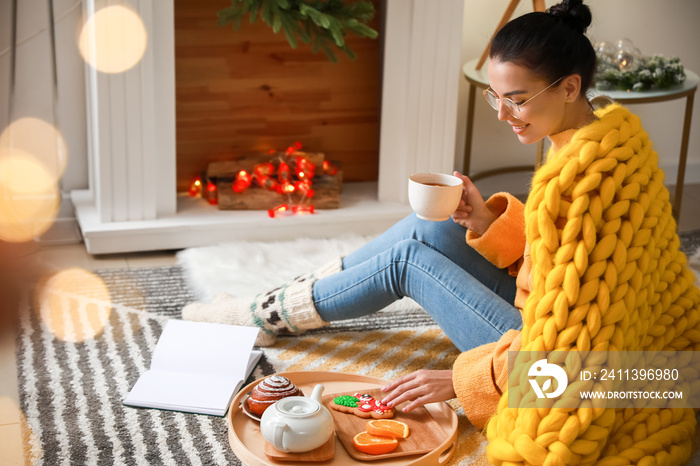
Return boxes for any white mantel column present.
[79,0,175,223]
[378,0,465,204]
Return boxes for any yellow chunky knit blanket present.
[486,105,700,465]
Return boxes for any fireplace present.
[72,0,465,254]
[174,0,384,194]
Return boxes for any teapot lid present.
[275,397,320,417]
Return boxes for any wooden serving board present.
[322,388,447,461]
[263,433,335,462]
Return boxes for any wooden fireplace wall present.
[174,0,383,193]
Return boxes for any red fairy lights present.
[188,175,217,205]
[277,161,291,184]
[189,141,334,217]
[276,182,295,195]
[322,160,338,176]
[296,156,315,180]
[254,162,275,178]
[189,176,202,197]
[292,204,314,215]
[232,170,253,193]
[268,203,293,218]
[257,176,279,192]
[206,180,218,205]
[240,141,318,217]
[285,140,303,155]
[294,180,314,198]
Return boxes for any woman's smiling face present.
[486,59,570,145]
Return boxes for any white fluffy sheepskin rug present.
[176,234,394,302]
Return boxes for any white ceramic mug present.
[408,173,463,221]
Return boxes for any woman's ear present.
[563,74,582,102]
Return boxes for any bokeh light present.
[78,5,148,74]
[0,117,68,181]
[0,148,61,243]
[34,268,112,343]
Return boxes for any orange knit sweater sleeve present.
[452,192,526,428]
[452,330,521,429]
[465,192,526,272]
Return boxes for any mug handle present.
[272,421,289,452]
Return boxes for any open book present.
[124,320,262,416]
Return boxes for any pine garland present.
[595,54,686,92]
[218,0,379,62]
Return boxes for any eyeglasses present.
[483,76,565,119]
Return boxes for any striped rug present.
[15,265,489,465]
[17,229,700,465]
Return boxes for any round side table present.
[592,72,698,219]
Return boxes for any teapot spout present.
[310,384,324,402]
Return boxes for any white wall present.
[457,0,700,186]
[0,0,87,193]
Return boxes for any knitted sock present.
[181,258,342,346]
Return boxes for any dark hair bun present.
[547,0,592,34]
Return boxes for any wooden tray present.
[323,388,447,461]
[227,371,458,466]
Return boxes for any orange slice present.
[352,431,399,455]
[366,419,410,439]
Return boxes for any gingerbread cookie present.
[329,393,395,419]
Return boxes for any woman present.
[184,2,700,461]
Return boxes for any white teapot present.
[260,384,334,453]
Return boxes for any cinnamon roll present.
[247,375,303,416]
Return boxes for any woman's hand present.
[450,171,496,236]
[380,370,456,413]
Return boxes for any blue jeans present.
[312,214,522,352]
